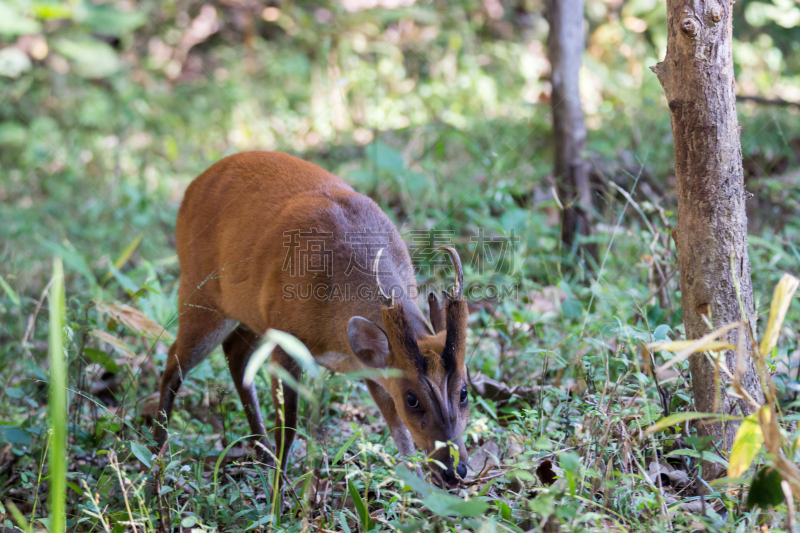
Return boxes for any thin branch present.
[736,94,800,109]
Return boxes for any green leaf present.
[395,465,489,517]
[65,481,84,496]
[54,38,121,79]
[76,4,146,37]
[665,449,729,467]
[728,414,764,478]
[83,348,120,372]
[0,48,32,79]
[333,429,361,465]
[0,122,27,146]
[653,324,671,341]
[338,512,353,533]
[645,412,743,436]
[0,426,32,445]
[747,467,785,510]
[129,441,153,469]
[32,2,73,20]
[0,3,42,35]
[38,238,99,293]
[5,387,23,399]
[560,451,581,475]
[498,500,511,520]
[403,170,428,196]
[347,480,372,532]
[561,299,582,319]
[366,140,405,171]
[181,516,198,528]
[102,234,143,283]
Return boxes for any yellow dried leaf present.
[728,414,763,478]
[90,329,136,359]
[760,274,799,357]
[94,300,175,342]
[757,405,783,456]
[650,321,740,374]
[649,340,734,353]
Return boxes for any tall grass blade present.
[347,480,372,532]
[0,273,21,307]
[644,411,743,436]
[48,257,67,533]
[102,234,143,283]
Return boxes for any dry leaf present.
[94,300,175,342]
[90,329,137,359]
[667,470,691,488]
[651,340,734,354]
[650,321,741,374]
[760,273,800,357]
[678,499,704,512]
[537,459,561,486]
[527,286,566,315]
[467,440,500,480]
[507,432,525,457]
[470,372,543,403]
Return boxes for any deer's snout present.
[430,443,468,488]
[440,460,467,488]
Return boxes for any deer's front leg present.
[365,380,423,476]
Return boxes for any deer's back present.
[175,151,411,350]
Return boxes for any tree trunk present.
[546,0,597,264]
[651,1,765,483]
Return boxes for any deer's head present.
[347,247,470,488]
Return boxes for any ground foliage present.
[3,0,800,531]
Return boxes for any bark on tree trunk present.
[652,0,765,484]
[546,0,597,264]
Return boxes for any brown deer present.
[154,151,470,487]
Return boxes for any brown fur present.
[154,151,470,484]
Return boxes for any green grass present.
[4,0,800,530]
[4,184,800,531]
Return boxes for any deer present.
[154,151,470,488]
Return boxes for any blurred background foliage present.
[3,0,800,529]
[2,0,799,295]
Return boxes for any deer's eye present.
[406,392,420,410]
[460,385,468,404]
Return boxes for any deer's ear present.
[348,317,390,368]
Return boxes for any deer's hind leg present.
[223,325,272,461]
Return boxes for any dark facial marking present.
[388,303,427,374]
[441,298,464,373]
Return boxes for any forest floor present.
[4,123,800,532]
[4,1,800,531]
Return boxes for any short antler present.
[373,248,394,307]
[438,246,463,299]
